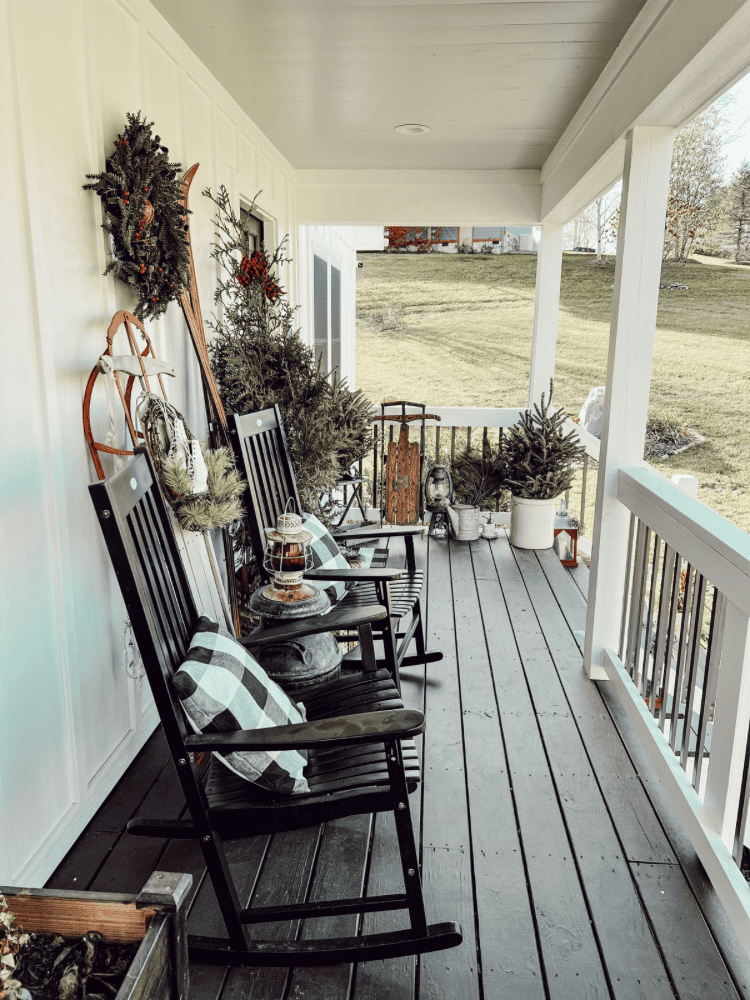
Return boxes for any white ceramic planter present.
[509,496,556,549]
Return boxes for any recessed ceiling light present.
[394,123,430,135]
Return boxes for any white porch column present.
[457,225,473,247]
[528,221,563,407]
[584,127,676,679]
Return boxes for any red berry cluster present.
[121,189,130,206]
[236,250,284,301]
[139,263,146,274]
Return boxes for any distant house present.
[383,225,538,252]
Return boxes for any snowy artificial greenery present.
[204,186,373,517]
[449,443,507,510]
[503,383,586,500]
[83,112,191,321]
[161,448,245,532]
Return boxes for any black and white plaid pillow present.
[301,512,374,605]
[173,617,309,795]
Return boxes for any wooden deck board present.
[450,541,545,1000]
[47,529,745,1000]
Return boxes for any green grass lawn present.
[356,252,750,532]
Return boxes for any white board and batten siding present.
[0,0,298,884]
[354,226,387,252]
[297,227,358,388]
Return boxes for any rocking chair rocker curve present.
[89,448,461,967]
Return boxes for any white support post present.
[584,126,676,680]
[705,601,750,849]
[457,225,473,247]
[528,221,563,407]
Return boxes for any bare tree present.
[722,160,750,261]
[593,189,620,257]
[564,186,620,254]
[563,206,596,250]
[664,106,726,260]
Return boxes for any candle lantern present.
[553,510,579,567]
[424,465,453,538]
[250,509,341,689]
[261,511,316,603]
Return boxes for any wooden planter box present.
[1,872,192,1000]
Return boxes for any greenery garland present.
[84,112,191,321]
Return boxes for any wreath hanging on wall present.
[84,112,191,322]
[136,394,245,532]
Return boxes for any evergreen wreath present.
[137,394,245,532]
[162,448,245,532]
[84,112,191,322]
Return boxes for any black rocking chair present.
[89,447,461,967]
[232,406,443,687]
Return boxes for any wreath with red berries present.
[84,112,191,322]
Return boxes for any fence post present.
[704,601,750,849]
[528,222,563,407]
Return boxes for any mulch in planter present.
[8,930,138,1000]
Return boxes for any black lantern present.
[425,465,453,510]
[425,465,453,537]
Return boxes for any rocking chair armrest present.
[305,567,403,582]
[184,709,426,752]
[239,605,387,650]
[333,525,427,540]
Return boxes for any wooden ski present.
[178,164,241,634]
[179,164,229,448]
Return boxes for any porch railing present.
[602,465,750,939]
[353,407,598,531]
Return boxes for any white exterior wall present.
[297,227,357,387]
[354,226,387,252]
[0,0,298,884]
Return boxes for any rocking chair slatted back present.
[233,406,444,684]
[90,451,196,725]
[232,405,300,561]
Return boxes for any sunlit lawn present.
[356,252,750,532]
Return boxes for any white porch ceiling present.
[149,0,649,171]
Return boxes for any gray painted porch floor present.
[48,530,748,1000]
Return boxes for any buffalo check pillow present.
[172,617,309,795]
[301,511,374,606]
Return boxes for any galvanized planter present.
[1,872,191,1000]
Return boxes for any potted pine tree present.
[503,384,586,549]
